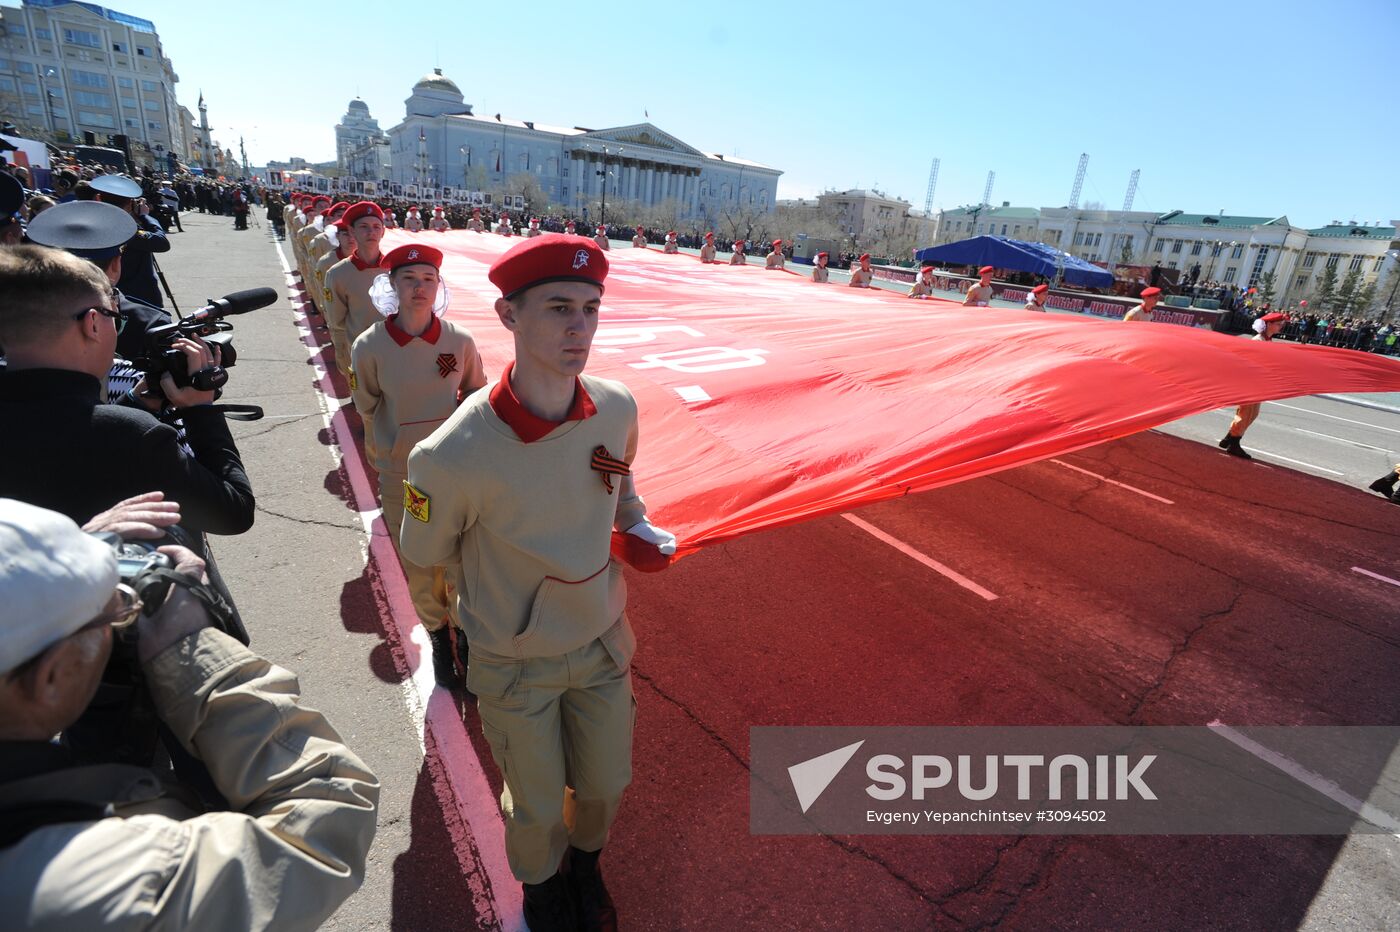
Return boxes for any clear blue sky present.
[116,0,1398,228]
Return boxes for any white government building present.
[378,69,781,223]
[933,204,1399,310]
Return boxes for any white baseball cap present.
[0,499,118,673]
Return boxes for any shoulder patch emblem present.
[347,368,357,391]
[404,481,431,523]
[322,286,333,305]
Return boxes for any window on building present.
[1230,244,1244,259]
[1190,242,1203,256]
[141,79,157,92]
[63,28,102,48]
[1171,239,1183,254]
[1211,243,1223,257]
[26,104,43,116]
[1223,267,1237,283]
[146,120,161,130]
[1154,240,1165,253]
[1167,261,1178,269]
[1302,252,1317,268]
[143,99,159,111]
[9,24,26,36]
[1325,253,1340,268]
[1013,225,1020,236]
[119,95,135,108]
[71,70,107,88]
[34,28,52,40]
[18,62,34,73]
[0,76,14,93]
[21,81,39,95]
[112,42,126,53]
[1074,232,1083,246]
[1000,224,1007,235]
[1348,255,1364,271]
[1295,275,1308,289]
[124,118,138,128]
[136,46,151,57]
[78,109,115,128]
[1376,257,1386,272]
[73,90,109,107]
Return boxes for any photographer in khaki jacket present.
[0,497,380,931]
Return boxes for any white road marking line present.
[1293,428,1396,454]
[676,385,711,403]
[1352,567,1400,589]
[1049,459,1175,505]
[1268,402,1400,436]
[1207,722,1400,835]
[273,238,522,930]
[1248,450,1345,475]
[840,513,998,601]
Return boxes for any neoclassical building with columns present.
[384,69,781,223]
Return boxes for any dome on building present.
[414,69,461,95]
[348,97,369,112]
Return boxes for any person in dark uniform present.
[89,174,170,309]
[0,172,24,246]
[24,201,171,363]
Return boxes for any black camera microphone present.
[186,287,278,325]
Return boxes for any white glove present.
[625,520,677,555]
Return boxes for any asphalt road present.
[158,212,1399,931]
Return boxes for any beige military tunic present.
[324,251,387,375]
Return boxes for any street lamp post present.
[582,143,622,227]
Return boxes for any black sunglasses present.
[74,304,126,335]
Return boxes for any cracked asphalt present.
[162,212,1398,930]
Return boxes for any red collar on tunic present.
[384,314,441,347]
[350,249,379,271]
[488,361,597,443]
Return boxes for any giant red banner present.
[386,230,1400,558]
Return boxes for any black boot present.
[1222,435,1252,460]
[1218,433,1232,450]
[426,625,459,688]
[455,632,471,694]
[568,847,617,932]
[523,872,577,932]
[1367,472,1399,495]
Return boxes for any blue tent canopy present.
[916,235,1114,289]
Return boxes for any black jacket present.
[115,289,172,362]
[117,214,170,309]
[0,368,254,535]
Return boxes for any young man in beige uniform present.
[324,201,389,376]
[631,226,647,248]
[848,253,873,287]
[295,196,332,301]
[663,230,679,254]
[699,231,717,263]
[467,208,486,232]
[907,265,935,298]
[313,217,356,304]
[525,217,543,238]
[729,239,746,265]
[1218,311,1285,459]
[306,202,350,285]
[765,239,785,269]
[1024,283,1049,311]
[593,223,610,251]
[351,242,486,685]
[401,234,676,931]
[963,265,994,306]
[1122,286,1161,322]
[496,212,514,236]
[811,251,830,282]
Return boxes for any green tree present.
[505,172,550,217]
[1355,279,1378,317]
[1312,262,1339,314]
[1119,241,1134,265]
[1255,271,1277,305]
[1336,266,1362,315]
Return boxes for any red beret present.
[472,208,482,214]
[328,201,350,215]
[979,265,994,275]
[488,234,609,299]
[1261,311,1286,322]
[636,226,644,232]
[859,253,871,261]
[381,243,443,272]
[705,231,715,239]
[920,265,934,273]
[667,230,675,236]
[313,195,332,206]
[342,201,384,226]
[1031,283,1050,295]
[772,239,783,248]
[816,251,829,259]
[1141,287,1161,298]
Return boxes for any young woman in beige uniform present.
[1218,312,1285,459]
[811,251,830,282]
[848,253,873,287]
[963,265,995,306]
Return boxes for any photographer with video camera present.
[0,498,380,930]
[0,244,255,540]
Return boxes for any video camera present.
[133,287,277,394]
